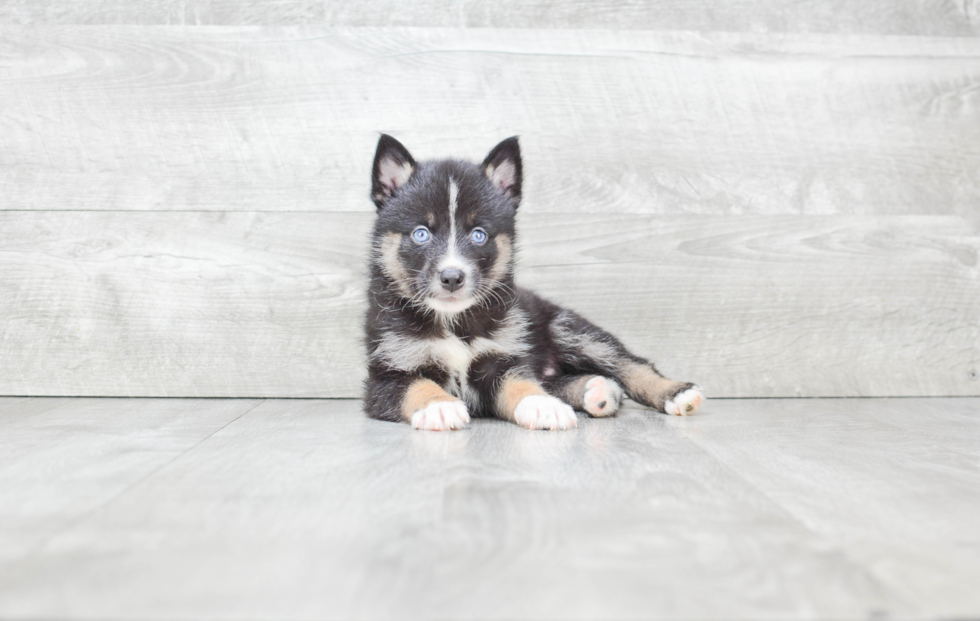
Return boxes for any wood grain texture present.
[0,211,367,398]
[1,27,979,215]
[1,397,978,618]
[1,211,976,398]
[0,397,261,569]
[670,398,980,618]
[2,0,979,35]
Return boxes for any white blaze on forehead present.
[439,176,467,273]
[448,177,459,222]
[447,177,460,254]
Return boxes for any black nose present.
[439,268,465,293]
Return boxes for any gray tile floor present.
[1,396,978,620]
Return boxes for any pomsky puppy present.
[364,135,703,430]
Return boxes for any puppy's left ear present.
[482,136,522,206]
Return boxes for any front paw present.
[664,386,704,416]
[514,395,577,430]
[411,400,470,431]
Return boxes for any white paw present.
[664,386,704,416]
[411,400,470,431]
[583,376,623,418]
[514,395,577,430]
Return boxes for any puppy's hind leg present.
[549,309,704,416]
[618,362,703,416]
[544,374,624,418]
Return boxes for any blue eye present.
[412,227,430,244]
[470,228,488,245]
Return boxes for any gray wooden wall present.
[1,2,978,398]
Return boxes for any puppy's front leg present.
[365,372,469,431]
[496,373,577,431]
[403,378,470,431]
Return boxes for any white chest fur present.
[429,335,481,405]
[370,308,533,409]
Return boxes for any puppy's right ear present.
[372,134,416,210]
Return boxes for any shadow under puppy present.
[364,135,703,430]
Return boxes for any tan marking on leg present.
[557,375,592,410]
[488,234,512,282]
[401,378,458,421]
[496,375,548,421]
[378,233,412,297]
[621,363,687,412]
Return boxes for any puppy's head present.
[370,135,521,315]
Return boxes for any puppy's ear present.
[481,136,522,206]
[372,134,416,210]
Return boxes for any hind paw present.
[583,376,624,418]
[664,386,704,416]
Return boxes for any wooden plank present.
[2,27,979,215]
[0,211,368,398]
[1,210,976,398]
[519,214,980,398]
[0,398,914,619]
[2,1,978,36]
[669,397,980,618]
[0,396,75,427]
[0,397,261,569]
